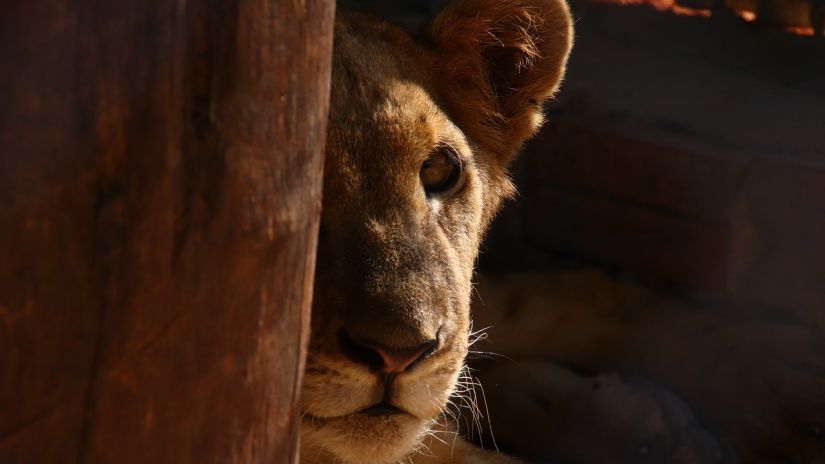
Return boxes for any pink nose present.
[337,329,438,374]
[372,343,434,373]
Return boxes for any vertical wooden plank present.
[0,0,333,462]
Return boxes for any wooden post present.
[0,0,333,462]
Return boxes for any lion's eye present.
[420,148,461,196]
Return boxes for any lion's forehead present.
[328,14,474,182]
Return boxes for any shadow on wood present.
[0,0,333,462]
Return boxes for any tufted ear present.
[422,0,573,164]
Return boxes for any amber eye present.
[420,148,461,196]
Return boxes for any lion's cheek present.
[300,360,383,418]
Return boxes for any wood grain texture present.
[0,0,333,462]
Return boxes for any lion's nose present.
[337,329,438,374]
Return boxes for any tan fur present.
[300,1,573,463]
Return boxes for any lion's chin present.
[301,411,431,464]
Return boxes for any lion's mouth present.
[303,401,417,423]
[360,401,406,417]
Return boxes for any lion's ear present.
[422,0,573,163]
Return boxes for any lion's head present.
[300,1,572,462]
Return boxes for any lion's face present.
[300,1,572,463]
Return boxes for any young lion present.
[300,1,573,463]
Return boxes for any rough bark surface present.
[0,0,333,462]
